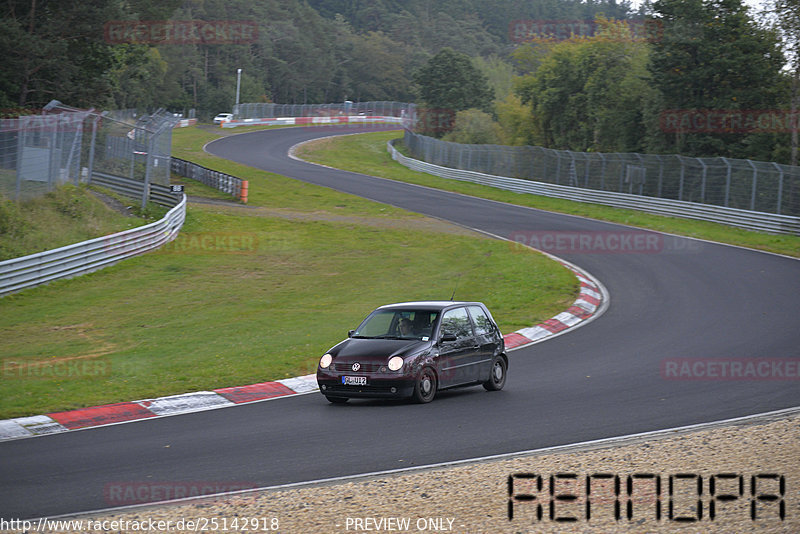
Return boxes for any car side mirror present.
[348,330,355,338]
[440,333,457,342]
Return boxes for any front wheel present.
[483,355,507,391]
[411,367,437,403]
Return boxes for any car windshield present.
[352,309,439,341]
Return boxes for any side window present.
[468,306,494,336]
[441,307,473,340]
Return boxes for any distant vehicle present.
[213,113,233,124]
[316,301,507,404]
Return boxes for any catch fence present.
[0,102,179,208]
[403,129,800,219]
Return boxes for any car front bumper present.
[317,373,416,399]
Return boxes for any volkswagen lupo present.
[316,301,507,403]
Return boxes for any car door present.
[467,305,499,379]
[437,307,479,387]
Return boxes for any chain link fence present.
[233,101,415,120]
[0,101,178,208]
[403,129,800,217]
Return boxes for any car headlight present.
[388,356,404,371]
[319,353,333,369]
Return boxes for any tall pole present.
[235,68,242,116]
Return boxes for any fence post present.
[598,152,605,190]
[583,153,591,187]
[67,114,84,186]
[15,117,24,201]
[746,159,757,211]
[566,150,575,186]
[48,116,58,190]
[655,155,664,198]
[721,157,731,207]
[698,158,708,203]
[142,129,155,210]
[634,153,645,195]
[773,162,784,214]
[555,150,561,185]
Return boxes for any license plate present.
[343,375,367,386]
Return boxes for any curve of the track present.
[2,126,799,520]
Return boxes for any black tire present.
[483,355,507,391]
[325,395,349,404]
[411,367,437,403]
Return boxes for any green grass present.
[0,184,157,261]
[0,126,576,418]
[172,126,423,215]
[295,131,800,258]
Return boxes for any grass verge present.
[0,126,576,419]
[0,184,159,261]
[295,131,800,258]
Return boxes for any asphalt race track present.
[2,126,799,520]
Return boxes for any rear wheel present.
[411,367,437,403]
[325,395,349,404]
[483,355,507,391]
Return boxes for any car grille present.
[333,362,383,373]
[325,385,394,394]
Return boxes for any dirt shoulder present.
[58,409,799,534]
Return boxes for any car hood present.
[331,338,431,362]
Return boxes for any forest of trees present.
[1,0,797,164]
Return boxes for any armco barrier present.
[0,188,186,297]
[170,157,247,203]
[91,172,183,207]
[221,115,404,128]
[388,140,800,236]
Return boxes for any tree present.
[0,0,182,109]
[647,0,785,158]
[513,16,656,152]
[495,93,539,146]
[473,55,516,102]
[413,47,493,136]
[443,108,503,144]
[770,0,800,165]
[336,30,415,102]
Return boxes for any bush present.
[442,108,503,145]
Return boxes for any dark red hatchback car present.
[316,301,507,403]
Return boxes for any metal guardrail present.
[0,181,186,297]
[388,140,800,236]
[234,101,413,119]
[170,157,247,202]
[91,172,182,207]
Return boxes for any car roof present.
[376,301,484,311]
